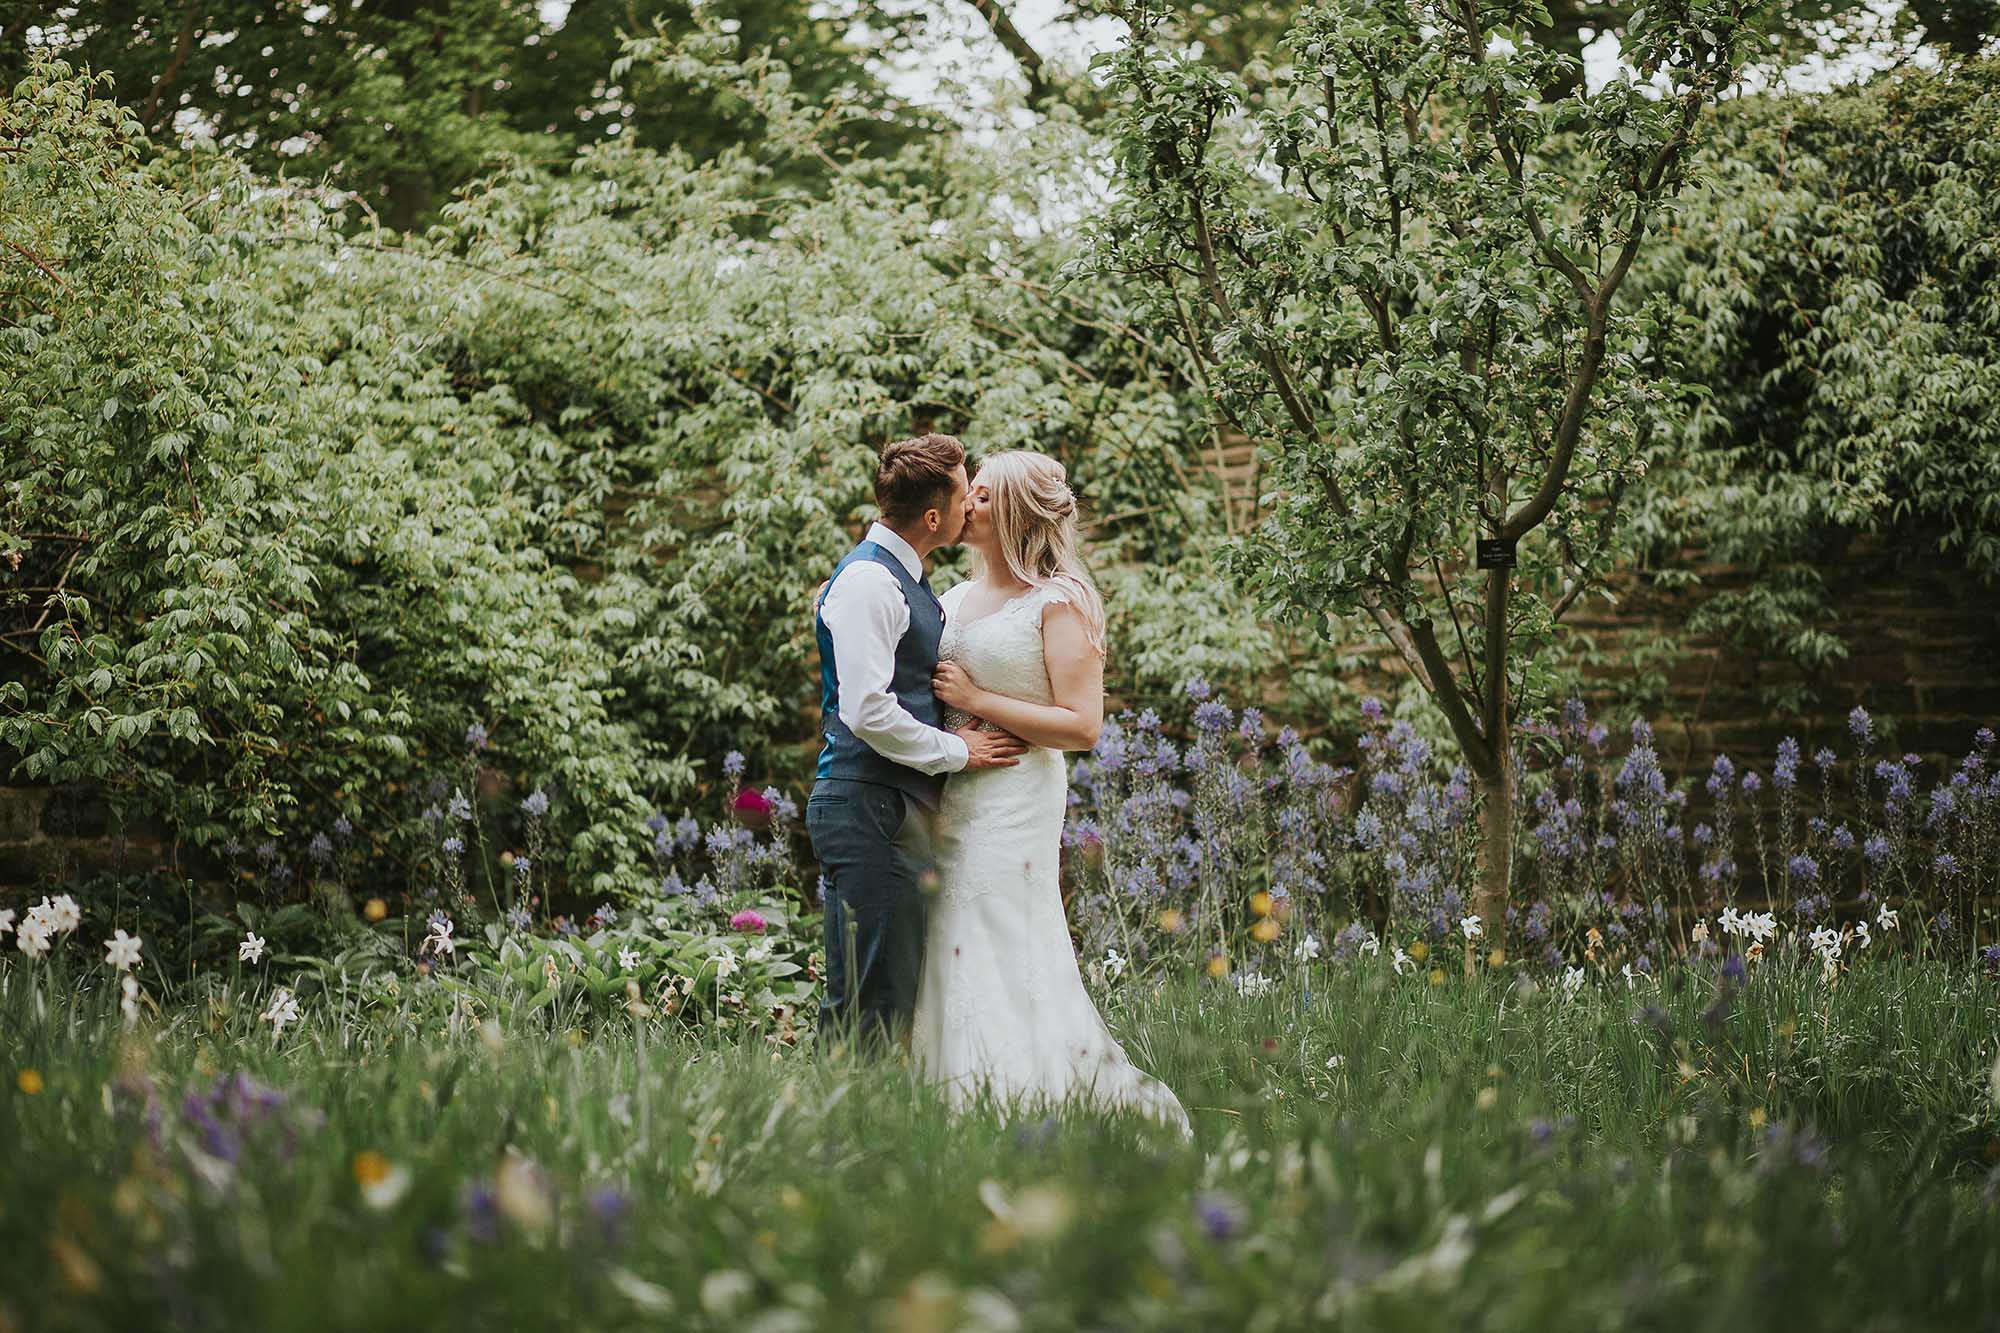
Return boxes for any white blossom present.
[45,894,81,933]
[0,908,14,938]
[1325,1054,1346,1070]
[1459,915,1484,942]
[16,912,53,959]
[1876,903,1898,931]
[103,929,143,972]
[1357,930,1381,957]
[262,987,301,1039]
[120,973,143,1023]
[239,932,267,964]
[1562,966,1586,1000]
[618,948,641,972]
[1293,933,1321,963]
[1391,947,1415,977]
[1103,948,1127,979]
[1231,971,1275,997]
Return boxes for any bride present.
[913,450,1191,1137]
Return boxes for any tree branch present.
[968,0,1058,106]
[139,4,204,132]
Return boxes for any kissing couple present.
[808,432,1190,1136]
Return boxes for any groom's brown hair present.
[874,433,966,526]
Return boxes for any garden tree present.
[1627,58,2000,693]
[1076,0,1751,929]
[979,0,1989,106]
[2,0,931,229]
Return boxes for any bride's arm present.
[932,601,1104,752]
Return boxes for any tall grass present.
[4,955,1998,1330]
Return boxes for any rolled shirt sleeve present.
[820,561,969,775]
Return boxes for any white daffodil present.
[1743,911,1778,943]
[1459,915,1484,942]
[1325,1054,1346,1070]
[711,950,740,980]
[239,932,266,963]
[618,947,641,972]
[1562,966,1586,999]
[1690,920,1710,945]
[0,908,14,938]
[1719,906,1742,937]
[1293,933,1322,962]
[103,929,143,972]
[262,987,301,1039]
[120,973,143,1023]
[1854,920,1873,950]
[423,919,457,958]
[45,894,81,933]
[1877,903,1898,931]
[1392,946,1415,977]
[1620,963,1637,989]
[1808,925,1841,960]
[16,912,52,959]
[1358,930,1381,957]
[1103,948,1127,979]
[1231,971,1275,998]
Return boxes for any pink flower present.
[729,910,768,934]
[731,788,774,829]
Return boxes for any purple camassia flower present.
[1848,706,1872,745]
[521,789,550,817]
[723,750,746,780]
[1830,825,1855,851]
[464,1183,501,1244]
[1195,1192,1244,1241]
[1587,724,1609,749]
[1982,944,2000,972]
[308,832,334,863]
[589,1187,633,1246]
[1720,953,1748,986]
[1787,854,1819,883]
[1774,737,1800,790]
[1360,696,1385,721]
[1238,708,1265,740]
[1184,676,1212,702]
[1934,852,1961,877]
[1814,747,1836,769]
[1706,754,1736,797]
[1977,727,1997,753]
[1741,771,1762,795]
[466,722,488,751]
[1863,834,1891,864]
[1193,700,1232,735]
[1692,823,1713,846]
[332,816,354,839]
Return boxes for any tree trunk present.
[1471,747,1513,972]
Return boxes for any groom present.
[808,433,1026,1051]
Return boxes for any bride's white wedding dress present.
[911,582,1191,1136]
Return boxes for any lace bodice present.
[938,582,1063,731]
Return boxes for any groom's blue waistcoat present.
[814,540,948,809]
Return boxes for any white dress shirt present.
[819,523,970,775]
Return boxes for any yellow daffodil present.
[363,898,388,922]
[17,1068,43,1095]
[1206,953,1230,979]
[1250,918,1281,944]
[1408,941,1429,963]
[1249,891,1274,918]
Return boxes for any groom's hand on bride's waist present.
[956,726,1027,769]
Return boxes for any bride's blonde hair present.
[973,450,1107,655]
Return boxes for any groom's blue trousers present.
[807,778,934,1051]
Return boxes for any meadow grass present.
[4,957,1999,1331]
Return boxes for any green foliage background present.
[5,6,2000,906]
